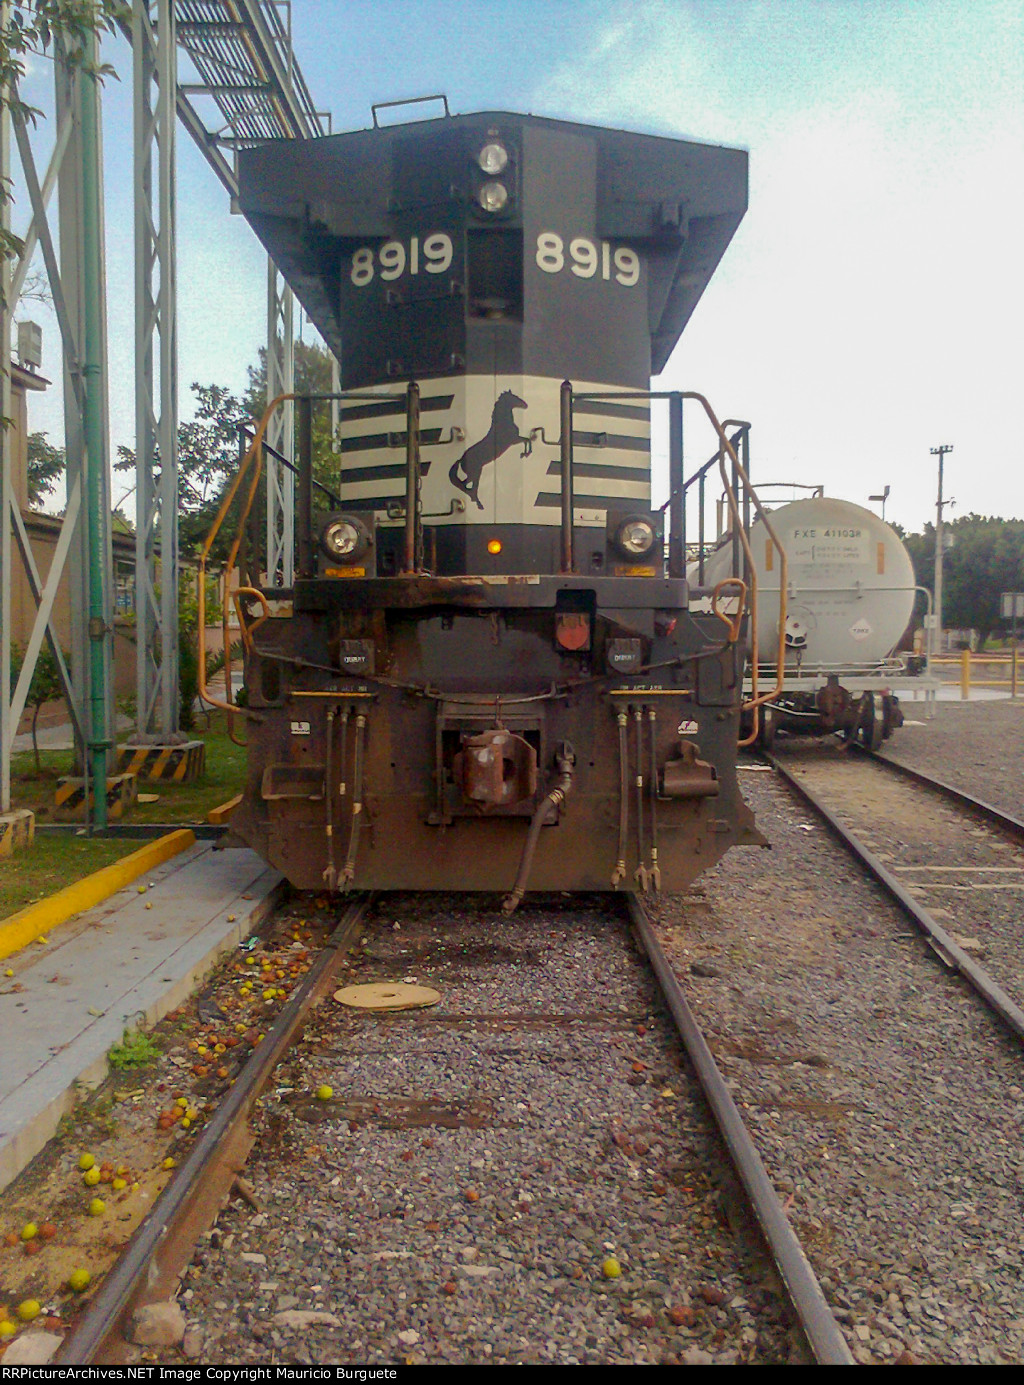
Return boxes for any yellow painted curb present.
[0,829,197,963]
[207,794,242,825]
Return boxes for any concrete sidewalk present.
[0,842,283,1192]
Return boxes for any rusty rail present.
[628,897,854,1365]
[57,895,373,1363]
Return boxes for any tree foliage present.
[115,341,342,567]
[10,639,65,772]
[25,429,64,507]
[903,514,1024,646]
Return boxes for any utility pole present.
[930,445,954,661]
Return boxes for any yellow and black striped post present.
[114,741,206,783]
[0,810,35,858]
[54,774,138,822]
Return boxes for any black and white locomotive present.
[222,108,765,901]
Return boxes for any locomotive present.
[216,108,772,900]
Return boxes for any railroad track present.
[46,891,853,1367]
[767,741,1024,1044]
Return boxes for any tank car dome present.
[698,496,916,668]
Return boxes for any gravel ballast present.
[653,701,1024,1364]
[153,701,1024,1366]
[159,898,798,1365]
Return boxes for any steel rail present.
[867,750,1024,839]
[768,753,1024,1046]
[57,894,373,1364]
[627,897,854,1366]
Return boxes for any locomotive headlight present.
[614,517,657,557]
[319,513,371,564]
[477,141,508,175]
[323,519,360,558]
[477,180,509,213]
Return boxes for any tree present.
[903,514,1024,646]
[242,339,341,498]
[26,430,64,508]
[115,381,251,563]
[10,640,65,773]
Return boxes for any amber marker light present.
[487,538,503,555]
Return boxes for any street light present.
[930,445,954,659]
[868,485,890,522]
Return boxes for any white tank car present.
[700,496,916,670]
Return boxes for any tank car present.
[699,494,928,748]
[219,107,768,901]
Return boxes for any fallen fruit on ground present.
[0,1320,15,1339]
[316,1085,333,1101]
[68,1269,91,1293]
[20,1223,37,1241]
[87,1199,105,1217]
[83,1167,100,1187]
[16,1300,40,1321]
[78,1153,95,1171]
[602,1256,622,1279]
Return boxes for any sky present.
[10,0,1024,535]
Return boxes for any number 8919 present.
[350,233,454,287]
[535,233,639,286]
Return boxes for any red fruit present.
[23,1240,40,1256]
[39,1224,57,1241]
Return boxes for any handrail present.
[232,586,271,651]
[197,392,295,739]
[712,578,747,644]
[572,389,787,746]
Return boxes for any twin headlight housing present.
[475,140,511,214]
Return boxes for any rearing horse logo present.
[449,390,531,510]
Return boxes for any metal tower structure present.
[133,0,180,740]
[128,0,328,738]
[1,24,113,822]
[1,1,327,816]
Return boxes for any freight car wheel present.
[858,692,886,751]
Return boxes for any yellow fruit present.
[20,1223,37,1241]
[162,1157,176,1171]
[602,1256,622,1279]
[83,1167,101,1187]
[111,1178,127,1192]
[4,968,13,977]
[87,1198,105,1217]
[0,1320,15,1338]
[78,1153,95,1171]
[316,1084,333,1101]
[175,1097,188,1108]
[137,885,147,893]
[16,1299,40,1321]
[68,1268,91,1293]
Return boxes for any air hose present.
[502,743,576,915]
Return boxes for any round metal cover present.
[333,982,440,1011]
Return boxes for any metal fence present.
[930,650,1020,699]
